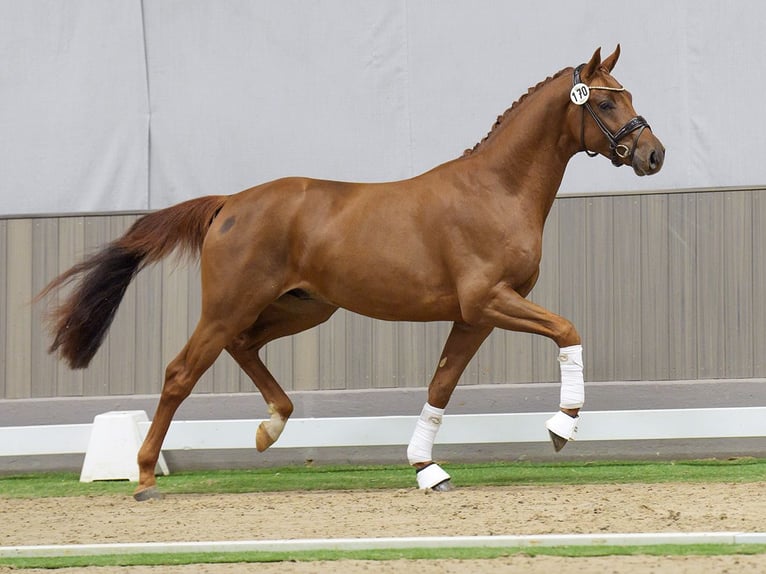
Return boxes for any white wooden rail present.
[1,407,764,481]
[2,407,766,456]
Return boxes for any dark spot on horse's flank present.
[220,216,236,234]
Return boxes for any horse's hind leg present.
[227,346,291,452]
[134,312,256,501]
[227,295,338,451]
[408,322,493,491]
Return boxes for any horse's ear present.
[601,44,621,73]
[582,47,602,80]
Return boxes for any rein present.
[571,64,649,166]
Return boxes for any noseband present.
[571,64,650,166]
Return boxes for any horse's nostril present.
[649,150,658,169]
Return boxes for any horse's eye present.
[598,100,614,111]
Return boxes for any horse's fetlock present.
[281,400,294,419]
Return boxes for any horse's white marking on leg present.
[438,356,447,368]
[255,403,286,451]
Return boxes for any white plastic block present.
[79,411,168,482]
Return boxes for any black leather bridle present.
[572,63,650,167]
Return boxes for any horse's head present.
[570,45,665,176]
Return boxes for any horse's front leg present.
[407,322,492,490]
[471,284,584,451]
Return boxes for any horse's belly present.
[320,280,461,323]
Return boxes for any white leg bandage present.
[558,344,584,409]
[407,403,444,464]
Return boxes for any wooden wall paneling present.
[753,190,766,375]
[612,196,642,380]
[4,188,766,400]
[504,331,535,384]
[344,311,372,389]
[585,196,615,381]
[30,218,59,397]
[397,322,428,388]
[5,219,33,398]
[477,325,507,386]
[531,200,560,383]
[695,193,726,379]
[318,310,347,390]
[214,352,245,394]
[639,194,670,380]
[722,190,754,378]
[263,337,294,392]
[372,318,397,388]
[0,220,7,397]
[556,198,589,376]
[667,194,698,379]
[292,328,320,391]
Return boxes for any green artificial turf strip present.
[1,457,764,499]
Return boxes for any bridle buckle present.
[614,144,631,159]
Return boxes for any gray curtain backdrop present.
[1,1,764,216]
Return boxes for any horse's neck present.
[467,77,578,220]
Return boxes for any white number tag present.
[570,83,590,105]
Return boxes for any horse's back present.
[202,175,466,321]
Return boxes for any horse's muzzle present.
[632,138,665,176]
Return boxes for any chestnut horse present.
[39,46,664,499]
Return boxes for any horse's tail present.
[37,195,227,369]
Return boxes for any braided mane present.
[463,67,570,156]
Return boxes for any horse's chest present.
[498,237,542,285]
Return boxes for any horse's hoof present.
[255,422,275,452]
[416,462,451,490]
[133,486,163,502]
[545,411,579,452]
[548,430,569,452]
[431,479,454,492]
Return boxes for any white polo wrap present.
[407,402,444,465]
[558,344,584,409]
